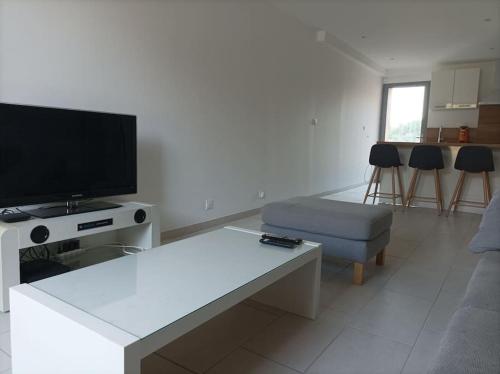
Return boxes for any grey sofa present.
[428,193,500,374]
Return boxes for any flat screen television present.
[0,103,137,217]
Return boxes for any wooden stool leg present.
[483,171,492,204]
[376,249,385,266]
[396,166,405,206]
[482,171,488,207]
[353,263,364,285]
[391,166,396,207]
[447,171,465,216]
[435,169,444,215]
[406,169,418,208]
[363,167,377,204]
[454,171,466,212]
[433,169,443,215]
[487,173,492,202]
[372,168,381,204]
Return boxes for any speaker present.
[134,209,146,224]
[31,225,50,244]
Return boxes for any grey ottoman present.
[261,197,393,285]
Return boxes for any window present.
[380,82,430,142]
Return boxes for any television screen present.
[0,103,137,208]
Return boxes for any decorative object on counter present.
[405,145,445,215]
[458,126,470,143]
[447,146,494,215]
[363,144,405,207]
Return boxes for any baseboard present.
[161,182,368,243]
[311,182,368,198]
[161,208,261,243]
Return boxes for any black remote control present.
[260,234,303,249]
[0,212,31,223]
[261,234,303,245]
[260,238,296,248]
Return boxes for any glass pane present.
[384,86,425,142]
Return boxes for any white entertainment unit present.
[0,201,160,312]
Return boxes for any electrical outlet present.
[258,190,265,199]
[204,199,214,210]
[311,118,318,126]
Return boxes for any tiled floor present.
[1,185,483,374]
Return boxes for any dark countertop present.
[377,141,500,149]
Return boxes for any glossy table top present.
[32,227,320,339]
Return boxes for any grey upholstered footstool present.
[261,197,393,285]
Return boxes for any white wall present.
[0,0,382,231]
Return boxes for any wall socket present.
[204,199,214,210]
[258,191,265,199]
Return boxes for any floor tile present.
[142,354,193,374]
[243,299,287,317]
[401,329,444,374]
[319,275,350,309]
[207,348,298,374]
[321,257,351,276]
[0,350,9,373]
[384,264,448,302]
[0,333,10,356]
[244,309,350,372]
[157,303,276,373]
[350,290,432,345]
[390,225,432,243]
[405,244,457,272]
[423,290,463,333]
[0,315,9,335]
[451,249,481,271]
[359,255,404,288]
[326,283,380,315]
[385,235,419,258]
[306,327,411,374]
[441,267,474,296]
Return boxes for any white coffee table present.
[10,226,321,374]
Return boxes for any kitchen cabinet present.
[452,68,480,108]
[430,69,455,109]
[430,68,480,110]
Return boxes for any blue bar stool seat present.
[405,145,445,214]
[447,146,494,215]
[363,144,405,206]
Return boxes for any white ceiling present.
[272,0,500,74]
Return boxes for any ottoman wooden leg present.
[376,248,386,266]
[353,263,364,285]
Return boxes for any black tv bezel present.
[0,102,138,209]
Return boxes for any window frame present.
[379,81,431,142]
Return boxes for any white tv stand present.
[0,201,160,312]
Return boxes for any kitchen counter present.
[378,141,500,149]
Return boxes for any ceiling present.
[272,0,500,74]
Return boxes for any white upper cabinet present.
[430,70,455,110]
[429,68,480,110]
[452,68,480,108]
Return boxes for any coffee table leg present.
[250,255,321,319]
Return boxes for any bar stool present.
[447,146,494,215]
[405,145,445,214]
[363,144,405,206]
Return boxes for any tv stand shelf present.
[0,201,160,311]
